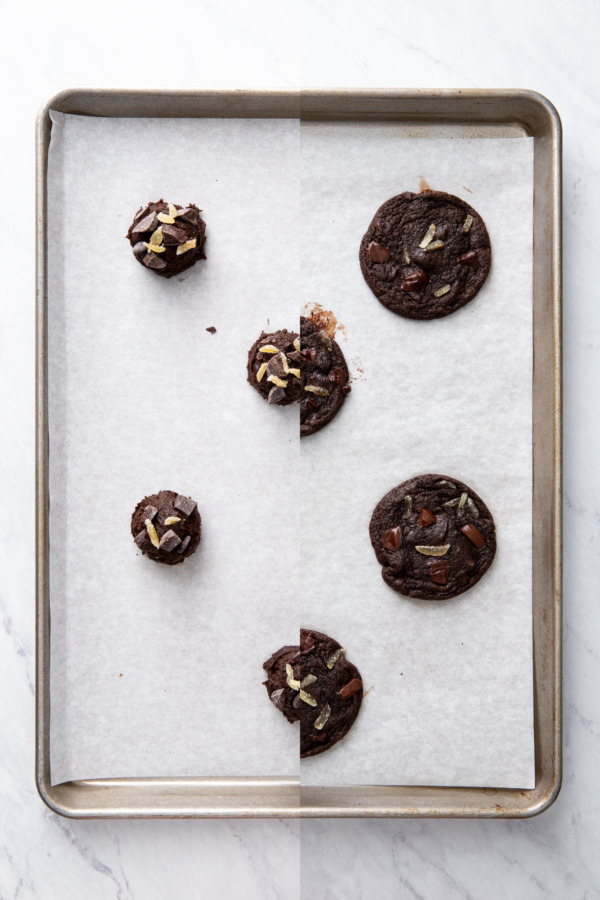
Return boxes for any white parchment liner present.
[47,113,534,788]
[300,124,534,788]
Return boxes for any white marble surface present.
[1,0,599,897]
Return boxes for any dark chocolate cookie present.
[263,629,363,758]
[126,200,206,278]
[360,191,491,319]
[247,328,304,406]
[300,317,351,437]
[131,490,201,565]
[369,474,496,600]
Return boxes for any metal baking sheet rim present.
[35,88,562,819]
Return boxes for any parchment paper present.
[299,125,534,787]
[47,114,301,784]
[47,113,534,788]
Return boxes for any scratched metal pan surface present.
[35,88,561,818]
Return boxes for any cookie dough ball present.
[131,490,201,565]
[369,474,496,600]
[300,317,350,437]
[360,190,491,319]
[247,328,304,406]
[263,629,363,758]
[126,200,206,278]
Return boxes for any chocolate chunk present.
[133,241,148,258]
[206,326,217,334]
[174,494,197,517]
[143,252,167,270]
[177,535,191,554]
[401,269,429,292]
[429,560,450,585]
[268,385,287,404]
[339,678,362,700]
[142,505,158,522]
[161,224,189,245]
[381,526,402,550]
[328,367,348,385]
[418,508,437,527]
[177,207,199,223]
[134,530,147,548]
[269,688,285,710]
[266,353,287,379]
[158,529,181,552]
[461,523,486,548]
[368,242,390,262]
[131,212,158,237]
[457,250,479,268]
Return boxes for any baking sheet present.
[47,112,534,789]
[47,113,301,784]
[299,126,534,787]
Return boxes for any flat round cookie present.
[369,474,496,600]
[247,328,304,406]
[131,489,201,565]
[359,190,491,320]
[126,200,206,278]
[263,629,363,758]
[300,317,351,437]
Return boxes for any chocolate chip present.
[368,241,390,263]
[142,505,158,522]
[143,252,167,270]
[418,508,437,527]
[174,494,197,517]
[339,678,362,700]
[429,560,450,585]
[308,733,328,743]
[158,529,181,552]
[206,326,217,334]
[401,269,429,292]
[328,367,347,385]
[177,535,191,554]
[457,250,479,268]
[461,523,486,548]
[341,384,352,396]
[381,526,402,550]
[161,224,188,245]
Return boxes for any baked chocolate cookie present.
[247,328,304,406]
[131,490,201,565]
[126,200,206,278]
[369,475,496,600]
[359,191,491,319]
[263,629,363,758]
[300,317,351,437]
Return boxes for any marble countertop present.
[2,0,599,897]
